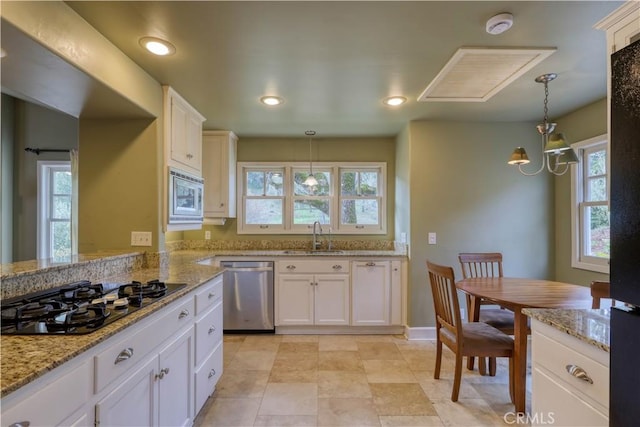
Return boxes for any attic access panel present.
[418,47,557,102]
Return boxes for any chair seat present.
[479,308,515,329]
[440,322,513,356]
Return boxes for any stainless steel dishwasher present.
[220,261,274,333]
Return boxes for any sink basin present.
[282,250,345,255]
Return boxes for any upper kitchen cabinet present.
[202,131,238,223]
[163,86,206,176]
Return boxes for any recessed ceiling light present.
[383,96,407,106]
[260,96,284,106]
[139,37,176,56]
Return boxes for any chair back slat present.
[427,260,462,337]
[590,281,613,309]
[458,252,503,279]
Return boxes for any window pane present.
[293,200,330,224]
[341,199,379,225]
[359,172,378,196]
[245,199,283,224]
[294,171,330,196]
[341,171,379,196]
[53,171,72,194]
[265,172,284,196]
[586,205,610,258]
[51,221,71,258]
[52,195,71,219]
[588,150,606,176]
[341,171,357,196]
[588,177,607,202]
[246,171,265,196]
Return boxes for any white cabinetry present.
[276,260,350,325]
[351,260,391,325]
[163,85,206,176]
[202,130,238,222]
[531,320,609,427]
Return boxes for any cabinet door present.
[277,274,314,325]
[185,113,202,172]
[351,261,391,325]
[158,327,194,427]
[96,356,158,427]
[203,132,237,219]
[314,274,350,325]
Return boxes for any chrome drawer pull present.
[208,292,216,299]
[114,347,134,365]
[8,422,30,427]
[286,265,296,270]
[366,262,376,267]
[565,364,594,384]
[178,309,190,319]
[332,265,342,270]
[155,367,170,380]
[208,368,216,379]
[208,326,216,335]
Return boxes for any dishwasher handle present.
[223,267,273,273]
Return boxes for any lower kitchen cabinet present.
[351,260,391,325]
[95,326,194,427]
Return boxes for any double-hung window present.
[37,161,72,260]
[571,135,610,273]
[238,162,386,234]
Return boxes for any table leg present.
[466,296,482,371]
[513,309,528,413]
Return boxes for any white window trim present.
[570,134,610,274]
[37,160,72,260]
[237,162,386,235]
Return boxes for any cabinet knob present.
[186,153,194,159]
[155,367,170,380]
[366,262,376,267]
[286,265,296,270]
[208,292,216,299]
[220,203,225,207]
[8,422,30,427]
[208,369,216,379]
[208,326,216,335]
[114,347,134,365]
[565,364,594,384]
[178,309,190,319]
[332,265,342,270]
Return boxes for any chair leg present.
[489,357,497,376]
[478,357,487,376]
[434,339,442,380]
[508,357,515,404]
[467,356,475,371]
[451,352,463,402]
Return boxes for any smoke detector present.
[486,13,513,35]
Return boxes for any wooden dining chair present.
[427,260,514,403]
[591,280,614,308]
[458,252,518,375]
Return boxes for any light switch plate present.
[205,230,211,240]
[428,232,437,245]
[131,231,152,246]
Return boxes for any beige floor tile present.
[196,397,261,426]
[259,383,319,416]
[431,398,506,426]
[370,383,437,416]
[269,368,318,383]
[253,415,318,426]
[418,378,483,400]
[215,370,270,398]
[400,349,439,371]
[318,335,359,351]
[318,370,372,398]
[238,336,281,352]
[281,335,319,342]
[224,335,247,343]
[272,355,318,370]
[363,359,417,383]
[278,341,320,353]
[317,398,381,427]
[227,350,277,371]
[358,342,403,360]
[379,415,444,427]
[354,335,395,342]
[318,350,363,371]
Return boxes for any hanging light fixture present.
[508,73,578,176]
[303,130,318,186]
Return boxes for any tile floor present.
[194,334,531,427]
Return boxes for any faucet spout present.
[312,221,323,250]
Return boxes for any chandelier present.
[303,130,318,186]
[508,73,578,176]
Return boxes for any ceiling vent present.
[418,47,556,103]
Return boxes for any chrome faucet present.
[312,221,323,251]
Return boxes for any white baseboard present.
[404,326,436,340]
[275,325,405,335]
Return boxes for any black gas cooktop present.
[1,279,187,335]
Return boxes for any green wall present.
[405,121,554,327]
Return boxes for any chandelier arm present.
[517,133,547,176]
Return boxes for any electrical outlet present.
[428,232,437,245]
[131,231,152,246]
[205,230,211,240]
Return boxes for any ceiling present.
[15,1,628,137]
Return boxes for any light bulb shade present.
[508,147,530,165]
[303,174,318,186]
[556,147,579,165]
[544,133,571,153]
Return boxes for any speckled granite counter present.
[0,252,224,398]
[523,308,610,353]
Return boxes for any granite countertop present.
[523,308,610,353]
[184,248,407,260]
[0,254,224,398]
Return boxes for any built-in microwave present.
[168,167,204,224]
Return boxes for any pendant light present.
[303,131,318,186]
[508,73,578,176]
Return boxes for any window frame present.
[37,160,72,260]
[570,134,610,273]
[237,162,386,235]
[239,166,287,233]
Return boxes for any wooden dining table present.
[456,277,593,413]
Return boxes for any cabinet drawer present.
[278,260,350,274]
[532,324,609,410]
[95,296,194,393]
[194,341,223,415]
[195,276,223,315]
[2,359,91,427]
[195,301,223,366]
